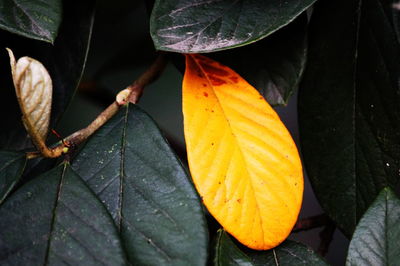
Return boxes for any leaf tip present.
[6,48,16,75]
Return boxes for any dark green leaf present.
[72,104,208,266]
[150,0,316,53]
[382,0,400,44]
[211,14,308,106]
[0,151,26,204]
[0,0,95,150]
[298,0,400,235]
[0,163,127,265]
[0,0,62,43]
[346,188,400,265]
[214,230,328,266]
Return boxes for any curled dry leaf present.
[6,48,52,154]
[183,54,303,250]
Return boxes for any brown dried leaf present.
[7,48,52,152]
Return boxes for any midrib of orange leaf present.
[183,54,303,250]
[190,55,268,244]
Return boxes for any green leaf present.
[214,230,328,266]
[0,151,26,204]
[0,163,127,265]
[346,188,400,265]
[0,0,62,43]
[150,0,316,53]
[298,0,400,235]
[210,14,308,106]
[72,104,208,266]
[0,0,95,151]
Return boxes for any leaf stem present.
[292,213,335,257]
[317,220,335,256]
[292,213,330,232]
[27,52,168,159]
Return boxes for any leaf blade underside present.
[150,0,316,53]
[0,0,62,43]
[7,48,52,149]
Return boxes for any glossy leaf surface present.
[211,14,308,106]
[0,164,127,265]
[183,54,303,249]
[150,0,316,53]
[72,104,208,265]
[0,0,95,151]
[0,0,62,43]
[0,151,26,204]
[215,230,328,265]
[298,0,400,235]
[346,188,400,265]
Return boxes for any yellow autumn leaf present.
[182,54,303,250]
[7,48,52,154]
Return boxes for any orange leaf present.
[182,54,303,250]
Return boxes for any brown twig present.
[27,52,168,159]
[292,213,330,233]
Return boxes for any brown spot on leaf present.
[193,67,203,78]
[203,92,208,97]
[237,199,241,203]
[209,75,226,86]
[201,63,229,76]
[229,76,239,83]
[187,59,203,78]
[202,83,207,87]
